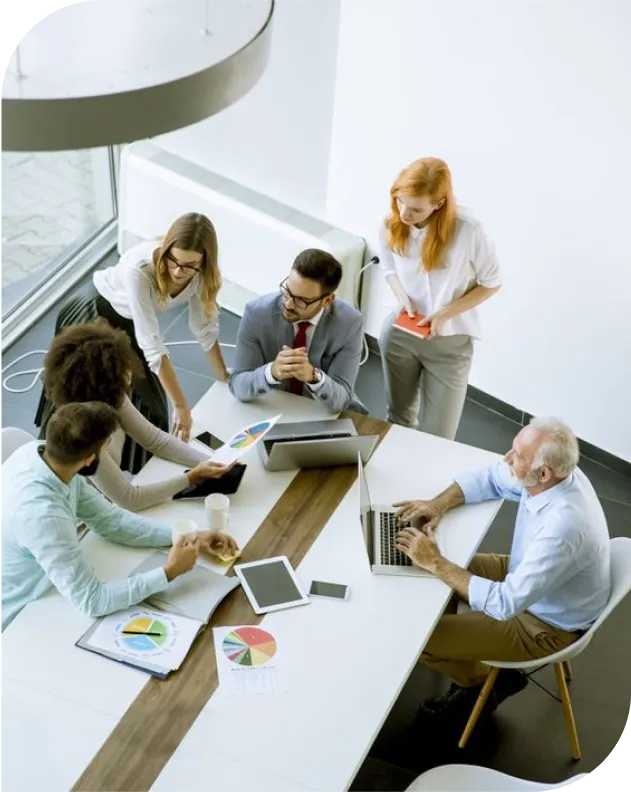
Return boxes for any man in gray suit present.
[229,249,366,414]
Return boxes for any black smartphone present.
[196,431,223,451]
[309,580,350,600]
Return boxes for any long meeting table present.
[1,384,502,792]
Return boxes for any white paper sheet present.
[87,607,201,672]
[214,625,288,695]
[211,414,282,465]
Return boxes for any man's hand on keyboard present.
[393,499,442,535]
[395,526,441,573]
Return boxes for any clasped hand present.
[271,346,314,383]
[166,531,240,580]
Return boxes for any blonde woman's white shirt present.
[379,209,501,339]
[93,240,220,373]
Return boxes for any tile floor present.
[1,275,629,791]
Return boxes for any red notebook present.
[392,310,431,338]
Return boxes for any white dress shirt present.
[265,306,326,391]
[455,461,611,631]
[379,209,501,339]
[93,241,220,373]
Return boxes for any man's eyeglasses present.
[279,278,330,310]
[166,252,203,273]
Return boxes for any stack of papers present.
[76,552,240,678]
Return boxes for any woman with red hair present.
[378,158,501,439]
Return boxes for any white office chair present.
[1,427,36,463]
[458,537,631,759]
[406,764,588,791]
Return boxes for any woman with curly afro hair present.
[40,321,234,511]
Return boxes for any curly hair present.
[43,321,144,409]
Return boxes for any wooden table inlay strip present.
[73,413,389,792]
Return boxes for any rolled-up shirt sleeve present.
[469,530,578,621]
[121,265,168,373]
[18,494,170,619]
[378,224,397,276]
[472,222,502,288]
[189,294,220,352]
[454,461,523,505]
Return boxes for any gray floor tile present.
[1,402,39,436]
[355,350,387,420]
[162,307,238,372]
[578,457,631,507]
[456,399,520,456]
[487,690,628,782]
[173,365,214,410]
[349,757,417,792]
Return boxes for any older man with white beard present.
[393,417,611,720]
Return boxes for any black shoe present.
[417,682,484,717]
[492,669,528,709]
[417,671,528,721]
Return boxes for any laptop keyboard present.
[379,513,414,567]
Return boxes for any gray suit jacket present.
[229,293,366,414]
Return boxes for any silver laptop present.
[258,418,379,472]
[260,433,379,472]
[358,455,432,577]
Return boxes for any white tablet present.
[234,556,310,615]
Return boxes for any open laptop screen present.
[358,455,374,562]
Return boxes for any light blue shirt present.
[455,461,611,631]
[2,442,173,631]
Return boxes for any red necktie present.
[288,321,311,395]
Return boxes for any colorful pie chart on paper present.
[121,616,168,652]
[229,421,272,450]
[222,626,277,666]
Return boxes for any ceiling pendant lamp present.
[2,0,274,151]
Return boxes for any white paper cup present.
[205,493,230,532]
[172,518,198,544]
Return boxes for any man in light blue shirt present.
[394,416,610,718]
[2,402,236,630]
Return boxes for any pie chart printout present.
[229,421,272,450]
[122,616,168,653]
[222,626,277,666]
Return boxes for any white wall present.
[154,0,340,217]
[326,0,631,461]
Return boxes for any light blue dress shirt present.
[455,461,611,631]
[2,442,173,631]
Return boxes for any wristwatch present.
[310,366,323,385]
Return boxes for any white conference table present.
[2,384,502,792]
[152,422,502,792]
[1,385,337,792]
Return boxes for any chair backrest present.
[590,537,631,630]
[1,427,36,464]
[406,764,588,791]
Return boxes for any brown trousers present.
[420,554,582,687]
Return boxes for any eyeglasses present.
[165,252,203,273]
[279,278,330,310]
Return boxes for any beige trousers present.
[379,314,474,440]
[419,554,582,687]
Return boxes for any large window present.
[1,147,117,320]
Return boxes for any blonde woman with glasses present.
[36,213,228,470]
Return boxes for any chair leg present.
[554,663,582,760]
[563,660,574,682]
[458,667,499,749]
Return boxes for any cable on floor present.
[1,342,236,395]
[2,252,380,394]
